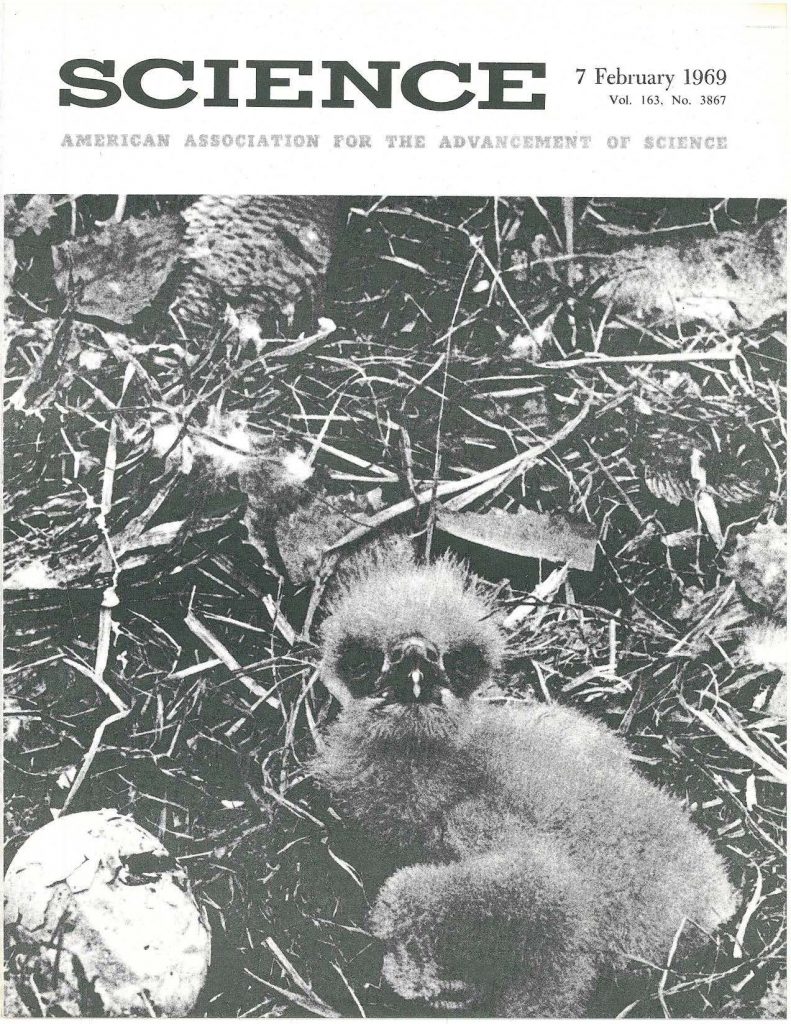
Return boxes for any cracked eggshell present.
[4,809,211,1017]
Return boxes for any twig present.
[184,611,280,709]
[732,866,763,958]
[187,319,337,414]
[562,196,575,289]
[58,366,135,816]
[682,701,787,784]
[619,673,650,736]
[657,917,687,1018]
[257,785,326,828]
[301,551,341,641]
[58,705,131,817]
[503,565,569,631]
[325,400,593,554]
[167,658,223,680]
[243,967,339,1018]
[330,962,366,1017]
[426,248,479,557]
[525,339,739,371]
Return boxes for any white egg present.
[4,809,211,1016]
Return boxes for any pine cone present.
[631,371,773,506]
[173,195,339,331]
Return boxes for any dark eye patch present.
[337,641,383,696]
[443,644,489,696]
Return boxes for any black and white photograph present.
[2,193,787,1017]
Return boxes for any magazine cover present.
[1,1,787,1018]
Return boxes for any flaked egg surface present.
[4,809,211,1016]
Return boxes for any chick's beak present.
[376,635,444,705]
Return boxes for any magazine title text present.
[58,60,547,110]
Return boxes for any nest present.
[3,194,787,1017]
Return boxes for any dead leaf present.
[52,213,185,322]
[6,194,58,236]
[437,508,598,571]
[503,564,569,630]
[724,521,786,617]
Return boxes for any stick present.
[525,339,738,371]
[684,703,787,784]
[184,611,281,709]
[325,400,593,554]
[58,366,135,816]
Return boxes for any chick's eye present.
[337,642,383,693]
[443,644,488,696]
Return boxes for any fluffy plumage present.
[311,543,737,1016]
